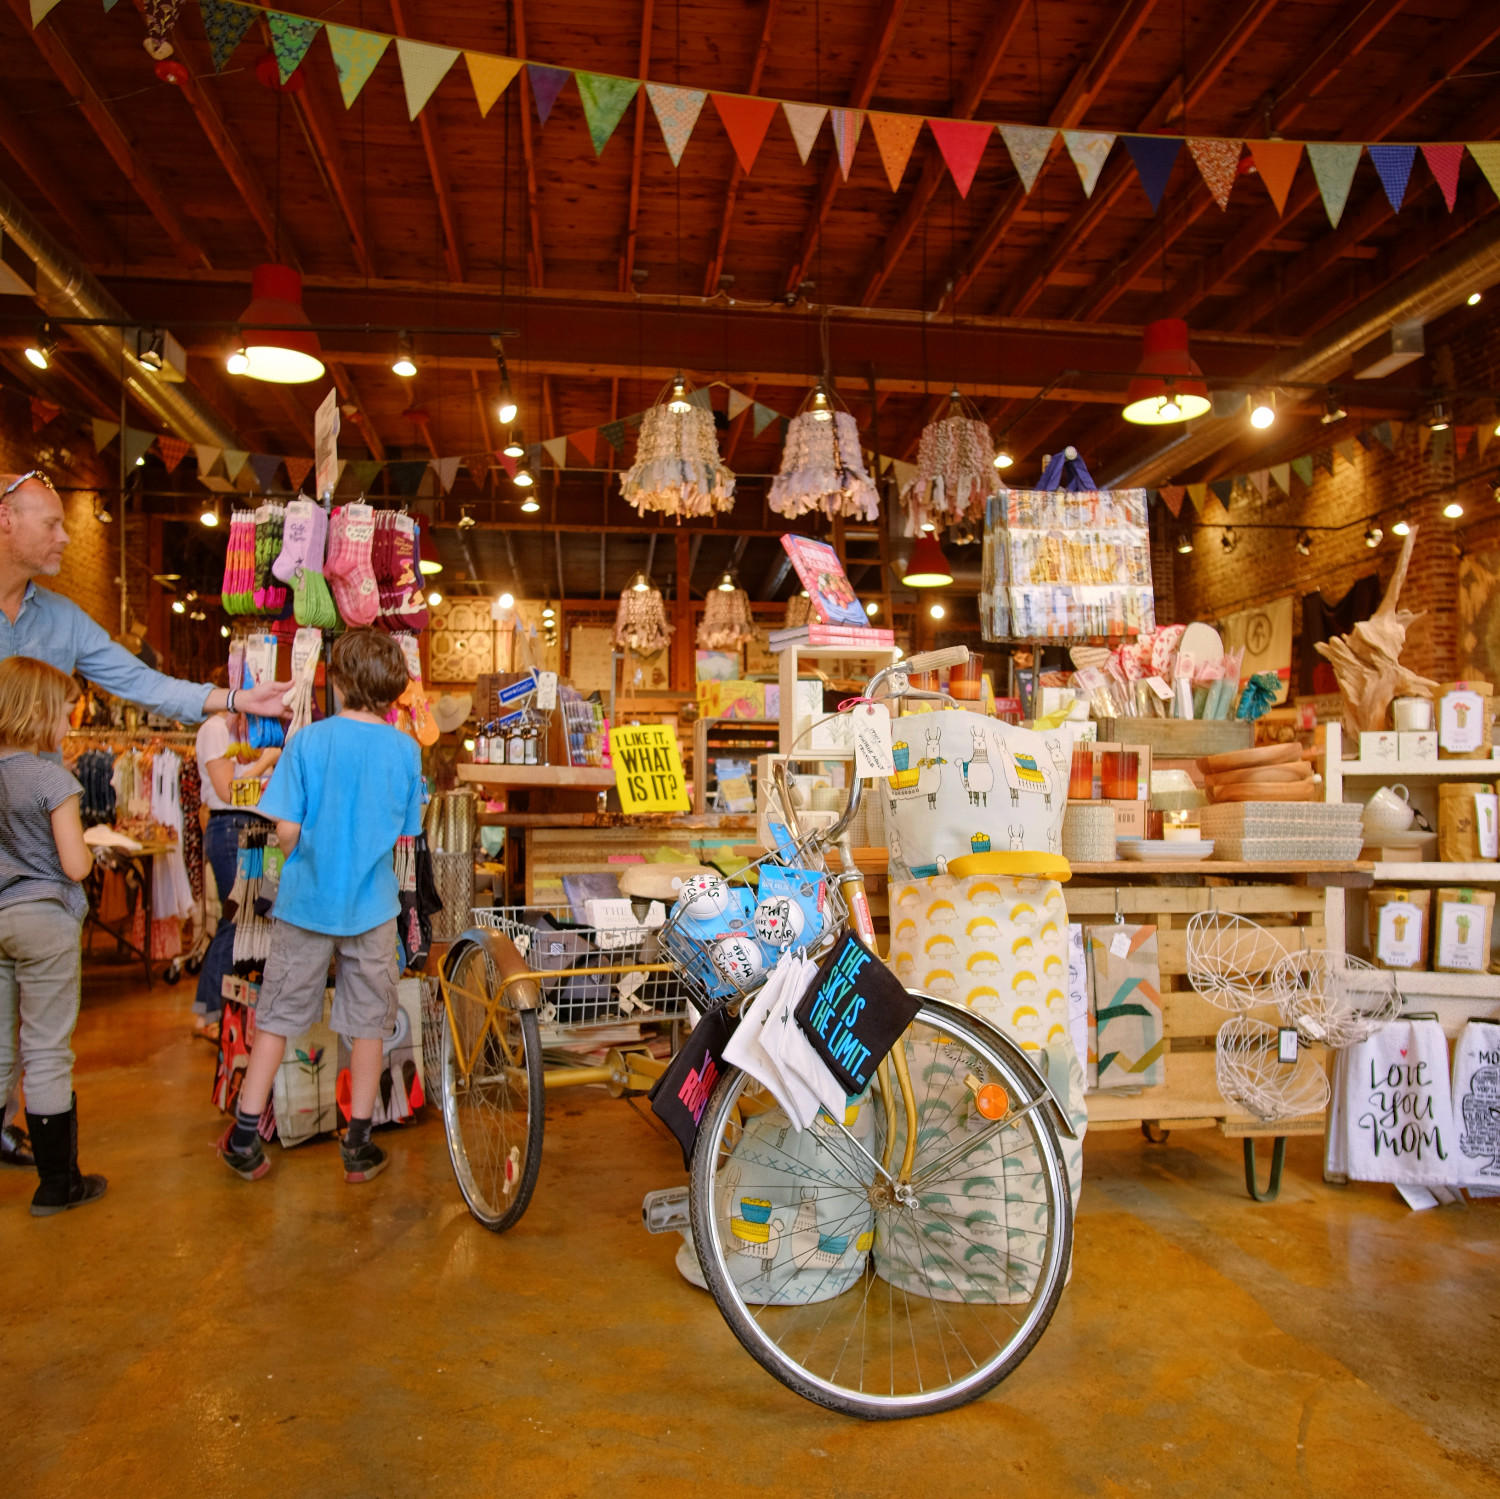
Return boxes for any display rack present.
[776,640,901,761]
[691,713,780,815]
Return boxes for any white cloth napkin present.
[1450,1019,1500,1188]
[1339,1019,1456,1185]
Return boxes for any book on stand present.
[769,624,896,649]
[779,535,870,628]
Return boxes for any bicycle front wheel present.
[688,997,1072,1419]
[441,943,544,1232]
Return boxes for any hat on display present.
[432,692,473,735]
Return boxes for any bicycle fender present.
[443,927,543,1011]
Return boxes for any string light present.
[498,592,514,609]
[865,599,880,616]
[428,588,443,606]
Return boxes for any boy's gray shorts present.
[253,918,400,1040]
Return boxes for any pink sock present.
[328,505,379,626]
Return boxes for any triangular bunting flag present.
[576,72,639,156]
[1250,470,1268,504]
[351,459,383,492]
[91,418,119,453]
[267,11,321,85]
[465,52,521,119]
[542,436,568,470]
[1470,143,1500,201]
[830,108,864,181]
[867,112,921,192]
[567,428,598,466]
[1480,423,1494,459]
[1372,419,1394,451]
[1290,455,1313,488]
[998,124,1055,194]
[431,456,462,493]
[782,102,827,165]
[1188,138,1241,211]
[193,444,222,475]
[727,388,752,421]
[495,452,517,479]
[687,386,713,410]
[325,25,389,110]
[528,64,571,128]
[29,398,60,433]
[600,419,626,453]
[1335,439,1358,468]
[648,83,707,167]
[1062,131,1115,197]
[1418,423,1432,456]
[1367,144,1415,212]
[395,37,459,120]
[1269,463,1290,497]
[248,453,282,492]
[1306,142,1362,229]
[1124,135,1182,213]
[751,402,778,436]
[1199,491,1229,526]
[388,460,426,497]
[1428,427,1452,467]
[198,476,235,493]
[1422,143,1464,213]
[156,435,191,473]
[222,449,249,481]
[927,118,991,199]
[1158,484,1185,517]
[1313,446,1334,476]
[29,0,62,24]
[1455,425,1476,458]
[122,428,155,470]
[1209,478,1234,505]
[200,0,256,74]
[1186,482,1207,512]
[284,455,313,492]
[1249,140,1302,215]
[712,94,777,174]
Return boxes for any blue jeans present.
[195,813,262,1018]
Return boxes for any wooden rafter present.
[274,387,315,450]
[9,0,208,268]
[701,0,781,297]
[513,0,546,287]
[617,0,654,293]
[779,0,911,299]
[470,368,496,456]
[852,0,1031,308]
[327,360,386,461]
[0,93,121,264]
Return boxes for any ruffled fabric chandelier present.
[768,384,879,522]
[697,572,755,648]
[900,387,998,528]
[613,572,674,654]
[619,374,735,520]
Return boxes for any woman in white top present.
[192,712,277,1037]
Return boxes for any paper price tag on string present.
[1075,667,1108,692]
[1277,1027,1300,1064]
[290,627,322,676]
[851,703,895,778]
[1110,931,1131,959]
[1146,675,1173,701]
[534,671,558,711]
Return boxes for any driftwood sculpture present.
[1315,527,1438,737]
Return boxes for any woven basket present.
[1062,800,1115,862]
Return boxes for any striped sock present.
[229,1102,262,1153]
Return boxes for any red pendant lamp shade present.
[1122,317,1211,425]
[901,534,953,587]
[236,264,325,384]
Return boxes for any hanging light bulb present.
[667,373,692,414]
[1444,500,1464,519]
[200,500,220,527]
[717,569,736,592]
[513,463,534,488]
[1468,291,1483,306]
[504,429,526,459]
[865,599,880,616]
[392,331,417,379]
[1392,515,1411,536]
[1365,523,1383,548]
[492,335,518,423]
[236,265,324,383]
[226,339,249,375]
[901,535,953,587]
[993,446,1014,470]
[809,384,833,422]
[1296,531,1312,556]
[220,625,231,638]
[498,592,515,610]
[929,602,945,619]
[542,603,556,619]
[24,325,57,370]
[428,587,443,606]
[1428,401,1451,432]
[520,494,540,512]
[1249,391,1276,428]
[629,570,650,593]
[1121,319,1211,424]
[171,599,186,614]
[1176,532,1193,554]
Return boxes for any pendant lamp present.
[783,592,812,629]
[234,264,325,384]
[1121,318,1211,425]
[697,584,755,648]
[619,376,735,519]
[901,389,998,527]
[901,534,953,588]
[768,384,879,521]
[613,579,674,654]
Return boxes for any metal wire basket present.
[469,905,691,1031]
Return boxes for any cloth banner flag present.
[687,386,713,411]
[267,11,322,84]
[1249,469,1268,503]
[1063,131,1114,197]
[867,112,921,192]
[431,456,462,493]
[928,118,991,199]
[248,453,282,492]
[576,72,638,156]
[199,0,255,74]
[1290,454,1313,488]
[1124,135,1181,212]
[350,459,383,492]
[726,388,752,421]
[830,108,864,182]
[1306,142,1362,229]
[466,52,521,119]
[1269,462,1290,497]
[325,26,390,110]
[751,402,779,437]
[1422,143,1464,213]
[29,398,59,433]
[1470,143,1500,201]
[599,419,626,453]
[648,83,706,167]
[193,444,222,475]
[1158,484,1185,517]
[1313,446,1333,476]
[1249,139,1303,215]
[542,436,568,470]
[222,449,249,481]
[1188,137,1241,210]
[122,428,155,471]
[29,0,62,23]
[527,64,571,128]
[90,418,119,453]
[998,124,1055,193]
[284,455,313,492]
[388,459,426,497]
[1335,439,1358,468]
[1367,144,1415,213]
[781,102,827,165]
[1209,477,1233,505]
[156,436,191,473]
[1186,481,1207,512]
[712,94,776,174]
[568,429,598,466]
[495,452,517,479]
[396,38,459,120]
[1371,419,1394,451]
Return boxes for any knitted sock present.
[345,1116,372,1150]
[272,499,317,583]
[229,1102,262,1152]
[328,506,379,626]
[293,566,339,629]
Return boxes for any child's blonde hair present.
[0,656,80,753]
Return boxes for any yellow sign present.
[609,723,691,813]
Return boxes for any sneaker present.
[340,1138,387,1184]
[217,1123,270,1181]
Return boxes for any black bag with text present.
[648,1006,738,1167]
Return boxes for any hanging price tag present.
[851,702,895,778]
[1146,675,1173,701]
[1109,931,1131,959]
[534,671,558,711]
[1277,1027,1300,1065]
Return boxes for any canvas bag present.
[1087,925,1166,1090]
[1451,1018,1500,1187]
[1338,1019,1456,1185]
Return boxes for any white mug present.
[1363,782,1414,836]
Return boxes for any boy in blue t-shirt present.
[218,629,424,1184]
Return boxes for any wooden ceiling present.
[3,0,1500,530]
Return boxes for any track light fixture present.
[1365,523,1383,548]
[1249,392,1276,429]
[457,506,476,530]
[137,328,166,372]
[93,500,112,524]
[200,499,220,527]
[1176,532,1193,554]
[392,332,417,379]
[1428,401,1451,432]
[1444,500,1464,519]
[1321,392,1347,425]
[1221,527,1239,554]
[491,335,518,424]
[503,430,525,459]
[24,325,57,370]
[1296,531,1312,556]
[1392,515,1411,537]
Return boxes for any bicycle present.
[438,646,1078,1419]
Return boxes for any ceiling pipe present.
[0,172,238,447]
[1101,213,1500,489]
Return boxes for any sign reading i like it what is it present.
[609,723,691,813]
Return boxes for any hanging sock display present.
[768,388,879,523]
[900,390,998,528]
[618,377,735,520]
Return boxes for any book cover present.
[779,535,869,627]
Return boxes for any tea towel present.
[1087,924,1166,1090]
[1338,1019,1455,1185]
[1451,1018,1500,1187]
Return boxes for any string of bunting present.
[27,0,1500,224]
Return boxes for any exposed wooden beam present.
[513,0,546,286]
[388,0,465,282]
[780,0,911,298]
[617,0,654,293]
[326,360,386,462]
[701,0,781,297]
[9,0,208,268]
[0,96,121,264]
[470,368,496,457]
[853,0,1031,308]
[274,387,315,450]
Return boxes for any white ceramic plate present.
[1116,838,1217,862]
[1359,829,1438,851]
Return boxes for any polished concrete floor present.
[1,958,1497,1498]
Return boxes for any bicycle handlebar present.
[901,645,970,674]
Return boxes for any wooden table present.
[83,840,175,989]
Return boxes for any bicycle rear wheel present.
[688,997,1072,1419]
[441,943,544,1232]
